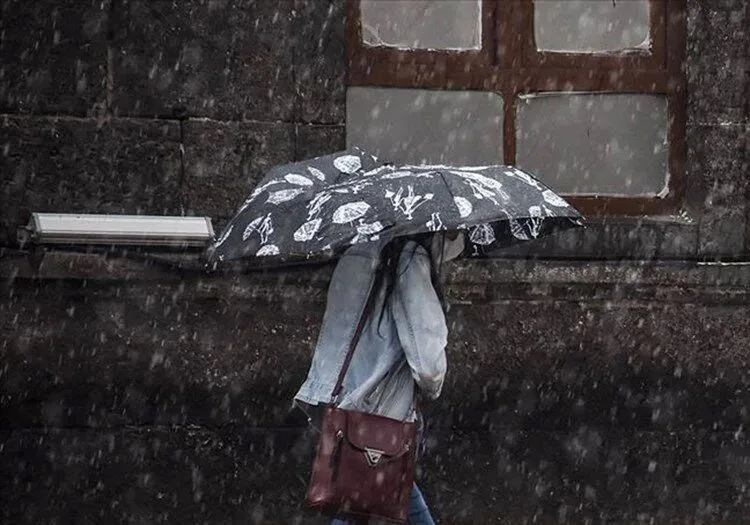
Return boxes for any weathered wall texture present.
[1,0,748,259]
[685,1,750,258]
[2,255,750,524]
[1,0,346,245]
[1,0,749,524]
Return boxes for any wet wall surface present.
[1,0,748,258]
[0,0,749,523]
[2,256,750,523]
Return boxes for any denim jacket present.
[294,238,449,422]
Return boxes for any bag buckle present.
[364,447,384,467]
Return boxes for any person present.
[294,231,465,524]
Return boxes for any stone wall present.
[1,0,749,523]
[1,0,347,246]
[685,1,749,258]
[2,254,750,523]
[1,0,748,259]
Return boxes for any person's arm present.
[391,243,448,400]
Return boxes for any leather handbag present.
[306,275,417,523]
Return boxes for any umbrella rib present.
[435,169,456,223]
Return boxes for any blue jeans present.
[329,483,435,525]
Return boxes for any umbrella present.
[206,147,584,263]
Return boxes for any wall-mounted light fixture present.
[18,213,215,249]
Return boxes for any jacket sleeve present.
[391,243,448,400]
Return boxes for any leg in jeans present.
[330,518,366,525]
[407,484,435,525]
[329,484,435,525]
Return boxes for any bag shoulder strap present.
[329,264,385,405]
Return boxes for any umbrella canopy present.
[207,147,584,263]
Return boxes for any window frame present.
[346,0,687,217]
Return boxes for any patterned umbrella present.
[206,147,584,263]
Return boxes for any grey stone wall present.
[1,0,747,259]
[0,0,749,524]
[2,254,750,523]
[1,0,346,246]
[685,0,750,258]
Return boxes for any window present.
[346,0,687,216]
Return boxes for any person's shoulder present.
[336,238,389,271]
[341,237,389,258]
[402,239,429,256]
[397,240,430,272]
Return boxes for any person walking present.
[294,231,465,524]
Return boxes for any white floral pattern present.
[527,206,544,238]
[356,221,384,235]
[256,244,280,256]
[239,180,284,211]
[267,188,305,205]
[285,174,313,186]
[307,166,326,181]
[380,170,435,180]
[350,220,385,245]
[453,196,473,218]
[505,167,542,189]
[332,201,371,224]
[510,219,531,241]
[333,155,362,174]
[294,218,322,242]
[426,212,445,232]
[469,224,496,245]
[307,192,333,220]
[542,189,569,207]
[451,171,511,205]
[243,213,273,244]
[385,185,435,220]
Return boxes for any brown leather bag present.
[306,275,417,523]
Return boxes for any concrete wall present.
[1,0,749,523]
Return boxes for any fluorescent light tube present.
[20,213,215,248]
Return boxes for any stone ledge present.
[3,249,750,288]
[1,248,750,287]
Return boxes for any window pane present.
[347,87,503,165]
[360,0,481,50]
[534,0,650,53]
[516,93,669,196]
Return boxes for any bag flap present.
[344,410,415,457]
